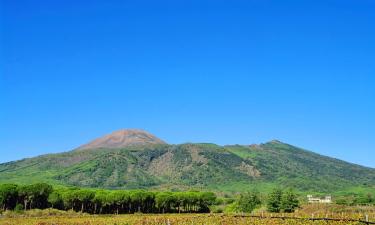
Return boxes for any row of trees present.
[0,183,216,214]
[0,183,52,211]
[230,189,300,213]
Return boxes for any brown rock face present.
[77,129,166,150]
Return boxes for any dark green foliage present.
[0,184,18,210]
[14,203,23,212]
[266,188,299,213]
[0,183,217,214]
[353,193,374,205]
[280,189,299,213]
[60,188,77,210]
[48,190,63,209]
[335,193,375,206]
[335,197,348,205]
[266,188,283,213]
[18,183,52,210]
[75,189,95,212]
[235,191,261,213]
[154,191,215,213]
[92,190,109,214]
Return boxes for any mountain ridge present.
[0,130,374,194]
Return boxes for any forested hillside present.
[0,130,374,193]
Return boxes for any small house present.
[307,195,332,203]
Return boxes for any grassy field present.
[0,214,372,225]
[1,204,375,225]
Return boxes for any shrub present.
[235,191,261,213]
[280,189,299,213]
[14,204,23,213]
[267,188,283,213]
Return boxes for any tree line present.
[335,193,375,206]
[0,183,216,214]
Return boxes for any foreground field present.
[0,214,373,225]
[1,204,374,225]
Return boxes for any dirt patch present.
[237,161,261,177]
[147,151,177,178]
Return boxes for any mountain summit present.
[77,129,166,150]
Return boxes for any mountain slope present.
[0,130,374,193]
[225,141,375,192]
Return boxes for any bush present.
[14,204,23,213]
[267,188,283,213]
[266,188,299,213]
[280,189,299,213]
[335,197,348,205]
[235,191,261,213]
[224,202,238,213]
[211,205,224,213]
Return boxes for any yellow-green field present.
[0,214,370,225]
[1,205,374,225]
[0,213,373,225]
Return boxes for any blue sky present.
[1,0,374,167]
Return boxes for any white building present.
[307,195,332,203]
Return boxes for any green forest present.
[0,183,216,214]
[1,183,375,216]
[0,183,302,215]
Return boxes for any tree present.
[366,193,374,205]
[31,183,53,209]
[61,189,78,211]
[155,192,172,213]
[93,190,109,214]
[198,192,216,212]
[280,189,299,213]
[48,190,63,209]
[18,183,52,210]
[267,188,283,213]
[174,192,184,213]
[187,192,199,212]
[236,191,261,213]
[18,185,33,210]
[0,184,18,210]
[75,189,94,212]
[130,190,146,213]
[105,191,130,214]
[142,191,155,213]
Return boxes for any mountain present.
[77,129,166,150]
[0,129,374,194]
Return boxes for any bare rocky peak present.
[77,129,166,150]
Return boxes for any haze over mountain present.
[0,129,374,193]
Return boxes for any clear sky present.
[1,0,374,167]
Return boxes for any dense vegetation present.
[0,183,216,214]
[224,189,300,213]
[0,141,374,194]
[0,183,303,215]
[1,182,374,222]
